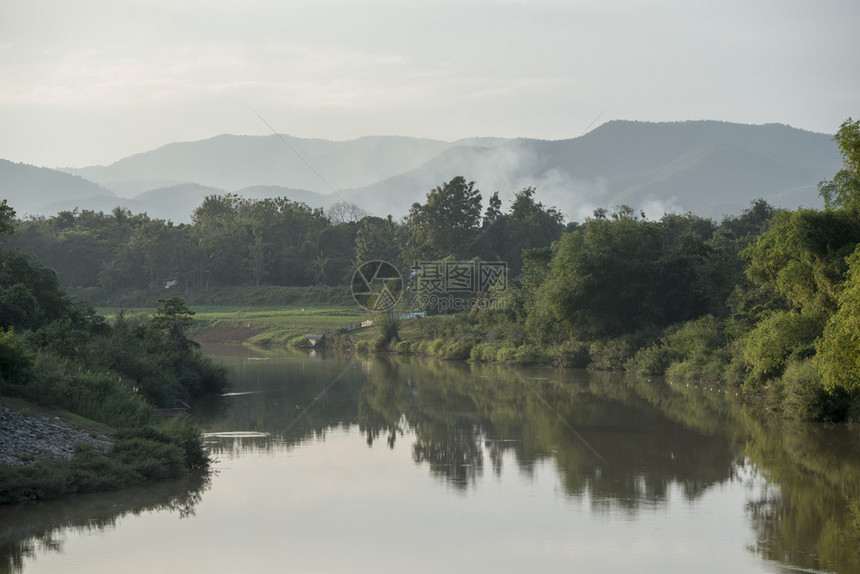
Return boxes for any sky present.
[1,0,858,169]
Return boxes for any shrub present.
[354,340,373,354]
[515,345,541,365]
[442,340,473,361]
[395,340,416,354]
[470,343,499,362]
[779,360,852,422]
[496,346,518,364]
[742,310,825,386]
[427,338,445,356]
[626,344,672,375]
[588,338,633,370]
[552,339,590,368]
[0,328,34,381]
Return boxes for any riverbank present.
[100,304,366,347]
[0,401,111,467]
[0,396,211,506]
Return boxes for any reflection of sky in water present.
[17,428,769,574]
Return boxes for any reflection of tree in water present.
[205,349,860,573]
[0,472,210,574]
[743,419,860,573]
[413,426,484,488]
[358,358,740,502]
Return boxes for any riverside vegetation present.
[362,119,860,423]
[2,118,860,424]
[0,202,229,504]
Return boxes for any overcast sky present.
[1,0,858,168]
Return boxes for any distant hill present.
[3,120,841,223]
[63,134,457,195]
[341,121,840,221]
[0,159,114,217]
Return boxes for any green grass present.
[98,305,372,346]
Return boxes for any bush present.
[427,338,445,356]
[625,344,672,375]
[552,339,590,368]
[442,340,473,361]
[354,340,373,354]
[588,338,633,370]
[779,360,852,421]
[742,310,825,386]
[395,340,416,354]
[496,346,519,364]
[373,312,400,351]
[0,328,34,381]
[470,343,499,362]
[515,345,542,365]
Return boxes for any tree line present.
[0,180,566,299]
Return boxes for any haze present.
[1,0,859,169]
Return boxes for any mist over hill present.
[0,159,115,218]
[341,121,840,221]
[63,134,457,196]
[1,121,840,223]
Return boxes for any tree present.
[355,216,402,265]
[0,200,15,238]
[305,252,331,285]
[326,201,368,223]
[817,246,860,392]
[818,118,860,212]
[529,207,724,341]
[406,176,482,260]
[501,187,564,274]
[742,209,860,315]
[152,296,196,349]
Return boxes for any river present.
[2,345,859,573]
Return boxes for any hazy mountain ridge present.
[63,134,456,195]
[0,159,115,218]
[343,121,839,221]
[1,121,841,223]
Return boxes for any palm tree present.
[305,252,331,285]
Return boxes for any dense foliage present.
[0,210,229,503]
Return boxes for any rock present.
[0,404,111,467]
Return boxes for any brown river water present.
[2,345,859,574]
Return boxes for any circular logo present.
[351,260,403,311]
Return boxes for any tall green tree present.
[152,296,196,350]
[406,176,482,260]
[501,187,564,274]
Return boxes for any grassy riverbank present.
[0,396,209,505]
[100,304,368,346]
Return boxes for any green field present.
[98,305,373,346]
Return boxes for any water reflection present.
[4,347,859,573]
[202,349,860,572]
[0,473,210,574]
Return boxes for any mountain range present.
[0,120,841,223]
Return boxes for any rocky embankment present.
[0,404,111,466]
